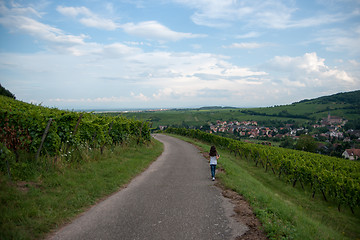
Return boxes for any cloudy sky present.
[0,0,359,110]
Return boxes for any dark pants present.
[210,164,216,178]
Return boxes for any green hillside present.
[116,90,360,129]
[255,90,360,121]
[302,90,360,105]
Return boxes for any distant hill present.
[249,91,359,125]
[297,90,360,105]
[108,90,360,128]
[198,106,238,110]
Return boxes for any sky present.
[0,0,359,110]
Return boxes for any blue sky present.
[0,0,359,110]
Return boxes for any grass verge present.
[0,139,163,240]
[167,133,360,240]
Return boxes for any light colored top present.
[210,155,218,165]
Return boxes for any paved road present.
[49,134,247,240]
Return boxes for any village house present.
[330,131,344,139]
[342,149,360,160]
[208,117,351,144]
[321,113,346,126]
[218,127,226,132]
[210,125,217,132]
[313,124,326,128]
[347,130,360,138]
[159,126,167,130]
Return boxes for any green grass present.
[167,134,360,240]
[0,140,163,240]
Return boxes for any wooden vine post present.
[64,113,83,154]
[36,118,52,160]
[73,113,83,134]
[137,122,144,145]
[101,121,113,154]
[56,113,83,166]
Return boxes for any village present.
[207,113,360,160]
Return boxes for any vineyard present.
[165,127,360,213]
[0,96,151,179]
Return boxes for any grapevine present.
[165,127,360,212]
[0,96,151,169]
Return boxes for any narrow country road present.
[49,134,248,240]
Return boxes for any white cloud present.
[152,88,174,99]
[57,6,206,40]
[172,0,351,29]
[0,3,87,47]
[349,59,360,67]
[283,14,347,28]
[100,43,143,58]
[1,15,87,45]
[314,27,360,55]
[120,21,206,41]
[131,92,150,101]
[49,97,127,103]
[266,52,355,87]
[253,9,347,29]
[1,0,359,110]
[127,52,269,103]
[56,6,92,18]
[0,3,144,57]
[191,44,202,49]
[79,17,118,30]
[0,1,43,18]
[174,0,253,27]
[236,31,261,39]
[57,6,118,30]
[0,48,271,107]
[2,48,358,109]
[223,42,267,49]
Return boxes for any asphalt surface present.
[49,134,248,240]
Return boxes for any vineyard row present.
[0,96,151,161]
[165,127,360,213]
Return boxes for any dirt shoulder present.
[219,185,268,240]
[200,148,268,239]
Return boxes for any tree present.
[345,119,360,130]
[295,134,318,153]
[279,136,295,149]
[200,124,211,131]
[0,84,15,99]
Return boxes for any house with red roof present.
[342,149,360,160]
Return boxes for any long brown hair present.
[209,146,217,157]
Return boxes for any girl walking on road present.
[209,146,220,181]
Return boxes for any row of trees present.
[0,84,15,99]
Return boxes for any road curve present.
[49,134,248,240]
